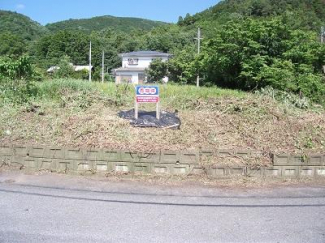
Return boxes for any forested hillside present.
[182,0,325,30]
[0,10,48,40]
[46,15,166,33]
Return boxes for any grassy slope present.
[0,79,324,166]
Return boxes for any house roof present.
[114,67,146,73]
[47,66,60,73]
[119,51,172,58]
[74,65,92,72]
[47,65,92,73]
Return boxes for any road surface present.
[0,171,324,242]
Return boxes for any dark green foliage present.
[33,30,90,68]
[46,15,166,34]
[0,10,48,41]
[53,55,75,78]
[0,32,27,57]
[197,18,325,104]
[146,58,168,82]
[168,46,197,84]
[0,56,39,80]
[0,56,40,104]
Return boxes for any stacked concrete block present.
[0,144,324,180]
[246,166,264,178]
[209,167,229,177]
[134,152,159,174]
[272,153,325,178]
[264,166,282,177]
[153,150,177,174]
[229,167,247,176]
[0,145,13,167]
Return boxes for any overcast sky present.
[0,0,220,25]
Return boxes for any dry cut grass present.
[0,79,324,166]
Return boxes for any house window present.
[128,58,139,65]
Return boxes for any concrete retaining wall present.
[0,145,324,179]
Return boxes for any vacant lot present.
[0,79,324,166]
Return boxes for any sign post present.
[135,86,160,119]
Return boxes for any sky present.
[0,0,220,25]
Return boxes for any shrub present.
[0,56,40,105]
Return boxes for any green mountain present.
[180,0,325,30]
[0,10,48,40]
[46,15,167,34]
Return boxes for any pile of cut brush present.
[118,109,181,129]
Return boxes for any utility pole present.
[194,27,203,87]
[89,41,92,82]
[321,26,324,44]
[101,50,105,83]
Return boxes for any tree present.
[34,30,89,68]
[197,17,325,103]
[177,16,184,25]
[54,55,74,78]
[0,32,26,57]
[168,46,197,84]
[146,58,168,82]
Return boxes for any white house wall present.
[122,57,168,69]
[116,71,139,84]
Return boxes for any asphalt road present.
[0,172,325,243]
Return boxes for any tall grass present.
[36,79,97,99]
[95,82,247,109]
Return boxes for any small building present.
[47,64,92,73]
[113,51,171,84]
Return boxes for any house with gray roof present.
[113,51,171,84]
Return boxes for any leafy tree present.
[177,16,184,25]
[34,30,89,68]
[0,56,36,80]
[168,46,197,84]
[53,55,75,78]
[197,17,325,103]
[146,58,168,82]
[0,32,27,57]
[0,56,39,104]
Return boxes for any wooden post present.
[156,102,160,120]
[135,100,139,120]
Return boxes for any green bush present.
[0,78,38,105]
[0,56,40,80]
[198,18,325,105]
[53,55,75,79]
[0,56,41,105]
